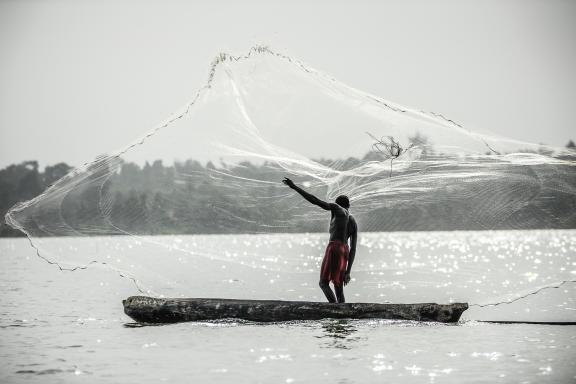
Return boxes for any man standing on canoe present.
[282,178,358,303]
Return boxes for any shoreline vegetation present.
[2,140,575,238]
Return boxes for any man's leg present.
[334,284,345,303]
[319,280,337,303]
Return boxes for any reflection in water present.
[123,322,173,328]
[317,320,363,350]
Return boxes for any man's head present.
[335,195,350,209]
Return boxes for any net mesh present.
[5,46,576,313]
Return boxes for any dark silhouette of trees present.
[44,163,72,187]
[1,161,45,236]
[1,143,575,237]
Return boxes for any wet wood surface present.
[123,296,468,323]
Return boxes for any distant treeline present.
[1,161,72,237]
[1,140,575,237]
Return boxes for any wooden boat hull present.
[123,296,468,323]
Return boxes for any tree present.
[44,162,72,187]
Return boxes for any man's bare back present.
[282,177,358,303]
[329,203,354,242]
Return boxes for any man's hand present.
[282,177,295,188]
[344,272,351,286]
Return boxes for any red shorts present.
[320,240,349,286]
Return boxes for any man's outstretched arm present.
[282,177,331,211]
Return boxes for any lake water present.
[1,230,575,383]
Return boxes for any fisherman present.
[282,178,357,303]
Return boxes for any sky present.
[0,0,575,169]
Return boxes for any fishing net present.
[5,46,576,319]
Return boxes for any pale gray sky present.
[1,0,575,168]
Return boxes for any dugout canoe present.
[123,296,468,323]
